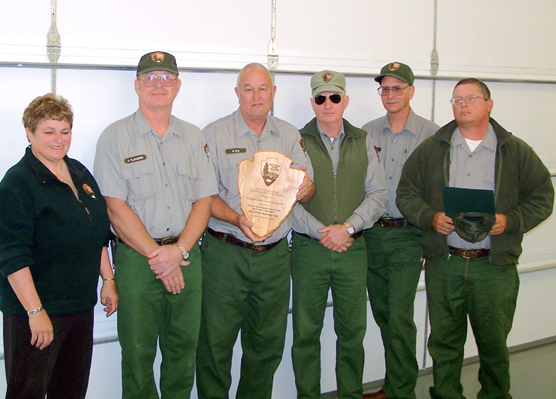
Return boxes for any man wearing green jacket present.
[291,70,388,398]
[397,78,554,399]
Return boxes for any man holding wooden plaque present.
[196,63,315,399]
[291,70,388,398]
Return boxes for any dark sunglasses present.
[314,93,342,105]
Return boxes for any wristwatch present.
[175,242,190,260]
[343,222,355,236]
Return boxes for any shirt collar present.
[378,108,418,137]
[481,123,497,151]
[316,120,345,143]
[404,109,420,135]
[24,146,86,184]
[452,123,497,152]
[135,109,183,139]
[233,108,279,139]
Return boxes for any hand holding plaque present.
[238,151,306,238]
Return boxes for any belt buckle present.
[160,236,175,245]
[252,244,266,252]
[461,251,472,260]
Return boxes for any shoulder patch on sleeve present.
[299,138,306,155]
[530,146,540,159]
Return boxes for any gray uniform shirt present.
[94,110,218,238]
[362,108,439,218]
[204,109,313,244]
[447,124,497,249]
[317,122,344,174]
[292,121,388,239]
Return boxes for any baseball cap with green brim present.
[453,212,496,243]
[311,70,346,96]
[137,51,179,76]
[375,62,414,85]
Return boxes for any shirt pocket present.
[121,160,155,205]
[220,154,244,197]
[177,161,200,201]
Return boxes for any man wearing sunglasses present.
[196,63,315,399]
[397,78,553,398]
[94,51,218,398]
[291,70,388,398]
[361,62,439,399]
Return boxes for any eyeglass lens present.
[451,95,483,105]
[314,93,342,105]
[142,75,176,87]
[378,86,407,96]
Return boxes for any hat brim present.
[375,73,410,84]
[137,66,179,76]
[313,84,345,96]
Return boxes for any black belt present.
[375,218,410,228]
[295,230,363,240]
[207,228,283,252]
[449,246,490,259]
[117,236,179,246]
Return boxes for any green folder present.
[442,187,495,218]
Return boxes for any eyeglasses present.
[450,95,487,105]
[377,85,410,96]
[314,93,342,105]
[139,74,177,87]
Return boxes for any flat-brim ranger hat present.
[375,62,414,85]
[453,212,496,243]
[137,51,179,76]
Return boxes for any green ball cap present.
[375,62,414,86]
[453,212,496,243]
[137,51,179,76]
[311,70,346,96]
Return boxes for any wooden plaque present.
[238,151,305,238]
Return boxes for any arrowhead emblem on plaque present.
[238,151,306,238]
[261,158,282,186]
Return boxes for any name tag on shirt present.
[124,154,147,164]
[226,148,247,154]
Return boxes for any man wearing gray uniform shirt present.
[196,63,315,399]
[362,62,439,399]
[94,51,218,398]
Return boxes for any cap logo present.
[388,62,400,71]
[151,52,165,64]
[322,73,334,83]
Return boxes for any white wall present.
[1,1,556,398]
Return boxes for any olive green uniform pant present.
[115,242,202,399]
[365,225,423,399]
[291,233,367,399]
[196,233,290,399]
[426,255,519,399]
